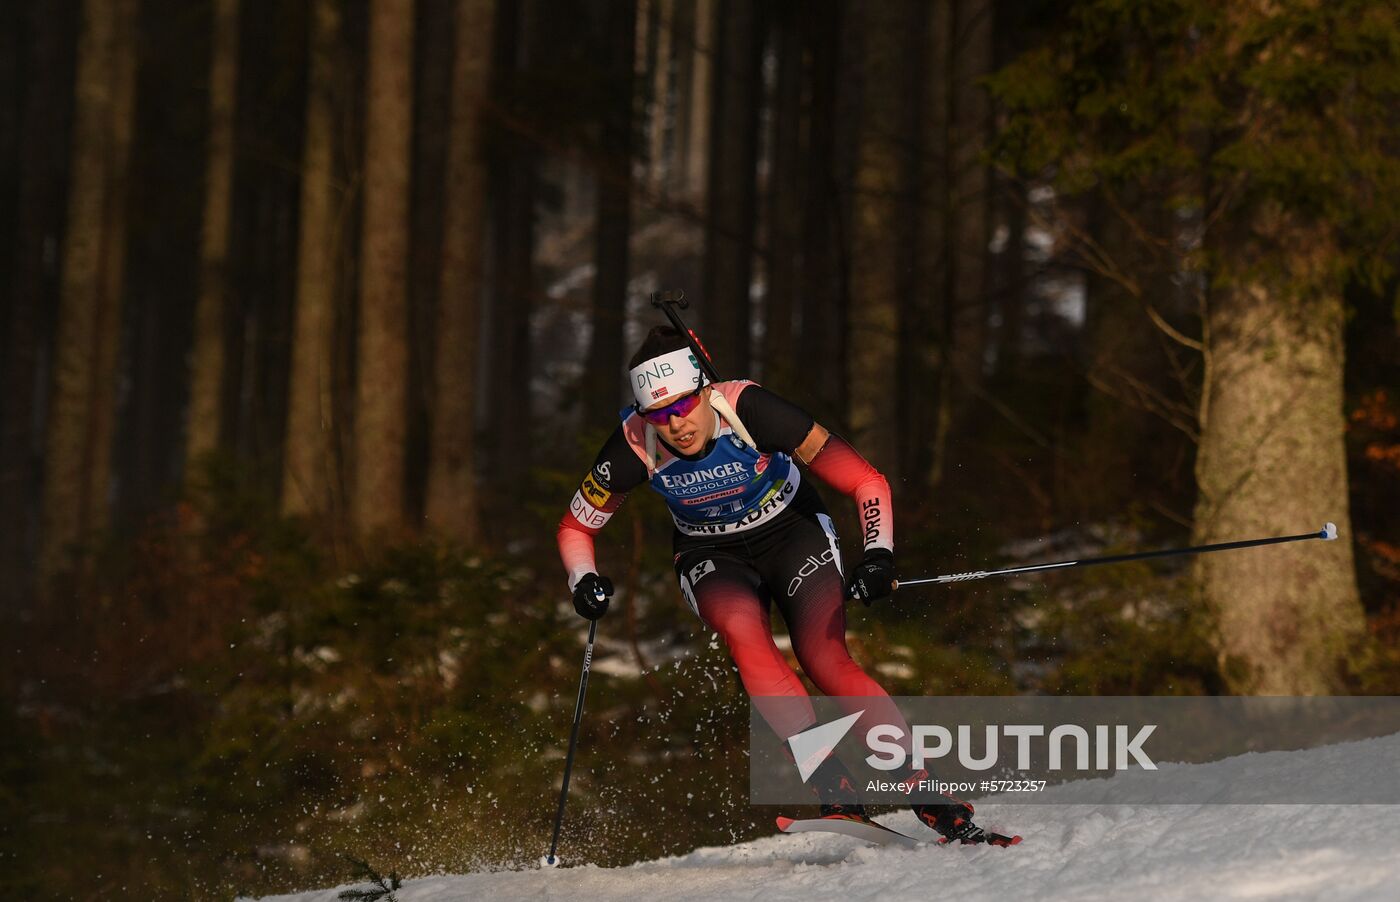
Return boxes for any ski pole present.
[650,290,722,384]
[898,522,1338,588]
[545,616,599,867]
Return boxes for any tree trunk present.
[913,0,992,493]
[283,0,344,518]
[352,0,415,537]
[223,0,304,479]
[701,0,761,376]
[185,0,240,470]
[1194,208,1364,694]
[636,0,650,82]
[424,0,494,543]
[485,0,537,513]
[987,0,1027,379]
[39,0,137,583]
[405,0,453,525]
[948,0,992,399]
[113,0,226,530]
[583,0,636,412]
[670,0,693,197]
[847,0,914,479]
[487,157,536,506]
[762,0,803,397]
[795,0,846,425]
[84,0,136,538]
[912,0,953,492]
[0,3,19,350]
[646,0,672,189]
[682,0,714,201]
[2,0,78,613]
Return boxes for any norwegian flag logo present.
[651,386,670,399]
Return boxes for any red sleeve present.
[557,517,602,592]
[557,474,627,591]
[557,426,647,590]
[805,434,893,555]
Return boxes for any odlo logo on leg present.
[787,549,835,597]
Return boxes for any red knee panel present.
[693,575,815,738]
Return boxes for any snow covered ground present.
[253,732,1400,902]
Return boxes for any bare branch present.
[1085,366,1201,444]
[1142,300,1205,353]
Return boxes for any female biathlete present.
[556,326,1010,845]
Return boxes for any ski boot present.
[810,757,870,823]
[913,800,1021,846]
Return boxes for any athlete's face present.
[646,386,714,454]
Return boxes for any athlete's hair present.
[628,325,690,370]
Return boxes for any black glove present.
[846,549,896,605]
[572,573,614,620]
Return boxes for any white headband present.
[630,346,705,408]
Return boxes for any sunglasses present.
[637,389,704,425]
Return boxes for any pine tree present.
[701,0,762,376]
[352,0,416,537]
[994,0,1400,693]
[284,0,345,519]
[186,0,240,469]
[39,0,138,584]
[848,0,917,479]
[424,0,495,542]
[338,856,402,902]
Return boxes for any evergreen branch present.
[339,855,403,902]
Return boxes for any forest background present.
[2,0,1398,897]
